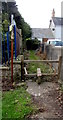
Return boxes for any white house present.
[49,9,63,39]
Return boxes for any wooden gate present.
[13,55,62,81]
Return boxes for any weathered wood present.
[24,73,58,77]
[24,60,59,63]
[24,67,27,75]
[37,68,41,77]
[58,56,62,79]
[12,59,59,64]
[13,61,21,64]
[0,67,9,70]
[37,68,42,84]
[21,55,24,81]
[12,56,62,80]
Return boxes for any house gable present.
[49,17,63,39]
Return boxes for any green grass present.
[2,87,36,119]
[27,50,53,74]
[29,50,39,60]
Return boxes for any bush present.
[26,38,40,50]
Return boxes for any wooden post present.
[58,56,62,79]
[21,55,24,81]
[11,30,14,83]
[36,68,42,84]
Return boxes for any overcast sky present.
[16,0,62,28]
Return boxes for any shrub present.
[26,38,40,50]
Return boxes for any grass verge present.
[27,50,53,74]
[2,87,36,119]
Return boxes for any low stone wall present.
[45,45,63,80]
[0,64,21,81]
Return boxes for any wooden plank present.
[24,73,58,77]
[0,67,9,70]
[12,59,59,64]
[58,56,62,79]
[37,68,41,77]
[24,67,28,75]
[13,61,21,64]
[24,60,59,63]
[24,73,36,77]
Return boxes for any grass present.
[2,87,36,119]
[2,50,53,119]
[27,50,53,74]
[29,50,39,60]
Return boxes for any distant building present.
[49,9,63,39]
[32,28,54,43]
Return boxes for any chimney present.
[52,9,55,17]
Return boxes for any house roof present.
[52,17,63,25]
[32,28,54,39]
[2,0,16,2]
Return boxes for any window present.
[52,28,55,31]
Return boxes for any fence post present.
[21,55,24,81]
[58,56,62,79]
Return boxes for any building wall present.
[50,20,63,39]
[55,26,61,39]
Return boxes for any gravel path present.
[26,81,63,119]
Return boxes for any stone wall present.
[1,64,21,81]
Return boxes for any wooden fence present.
[16,28,22,56]
[13,55,62,81]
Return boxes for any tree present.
[2,1,32,41]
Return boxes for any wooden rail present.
[0,67,9,70]
[24,73,58,77]
[24,60,59,63]
[10,55,62,81]
[12,59,59,64]
[12,61,21,64]
[21,55,62,81]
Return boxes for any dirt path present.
[26,81,63,119]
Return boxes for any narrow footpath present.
[26,80,63,119]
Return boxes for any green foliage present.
[26,38,40,50]
[2,20,9,32]
[27,51,53,74]
[2,1,32,57]
[2,13,10,33]
[15,16,32,40]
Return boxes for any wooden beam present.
[58,56,62,79]
[24,60,59,63]
[11,59,59,64]
[0,67,9,70]
[24,73,58,77]
[12,61,21,64]
[24,67,28,75]
[37,68,41,77]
